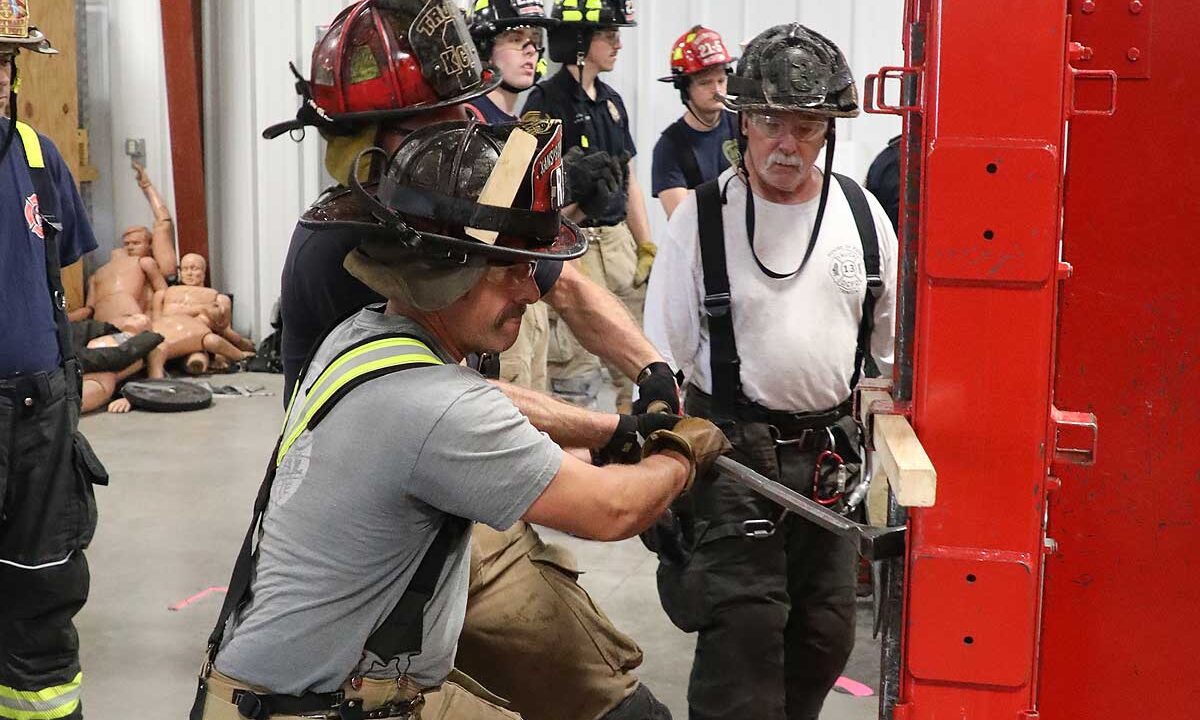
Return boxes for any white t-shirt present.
[644,168,898,413]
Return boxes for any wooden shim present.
[465,128,537,245]
[858,388,893,426]
[873,414,937,507]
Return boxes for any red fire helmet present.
[263,0,501,140]
[657,25,733,84]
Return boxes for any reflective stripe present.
[277,338,442,464]
[14,121,43,169]
[0,673,82,720]
[586,9,599,21]
[280,337,435,438]
[585,0,602,7]
[0,550,73,571]
[474,0,489,9]
[562,9,582,21]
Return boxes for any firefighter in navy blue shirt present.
[524,0,654,412]
[651,26,740,218]
[0,10,106,720]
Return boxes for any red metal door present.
[1042,1,1200,716]
[887,1,1073,717]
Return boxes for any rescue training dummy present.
[147,252,255,376]
[191,117,731,720]
[75,161,175,328]
[69,318,164,412]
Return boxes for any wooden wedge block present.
[466,128,538,245]
[873,414,937,507]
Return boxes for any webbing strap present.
[278,335,441,463]
[15,122,43,168]
[15,121,73,366]
[663,122,704,189]
[695,178,740,416]
[832,173,883,386]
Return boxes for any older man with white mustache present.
[642,23,899,720]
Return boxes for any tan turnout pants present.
[547,222,645,412]
[457,523,643,720]
[499,300,549,393]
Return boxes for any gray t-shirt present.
[215,308,562,694]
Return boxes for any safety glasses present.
[484,259,538,289]
[748,112,828,142]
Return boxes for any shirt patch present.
[24,193,42,239]
[722,138,742,168]
[607,99,621,123]
[828,244,866,294]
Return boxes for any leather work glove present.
[634,240,657,286]
[642,417,732,492]
[632,361,682,415]
[594,412,683,466]
[564,146,622,219]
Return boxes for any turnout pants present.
[657,392,857,720]
[499,301,550,394]
[458,523,670,720]
[547,222,644,412]
[0,366,103,720]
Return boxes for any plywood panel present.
[17,0,88,310]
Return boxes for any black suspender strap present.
[663,122,705,190]
[17,122,74,365]
[695,178,740,417]
[364,514,469,660]
[832,173,883,387]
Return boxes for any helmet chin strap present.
[0,57,18,166]
[685,100,720,129]
[742,119,836,280]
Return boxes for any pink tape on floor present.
[169,585,228,611]
[834,676,875,697]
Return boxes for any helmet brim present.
[262,68,505,140]
[0,27,57,54]
[717,92,860,118]
[301,186,587,264]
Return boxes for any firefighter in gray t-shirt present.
[191,120,729,720]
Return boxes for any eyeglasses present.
[748,113,828,142]
[497,37,544,56]
[484,260,538,289]
[594,29,621,45]
[495,29,544,56]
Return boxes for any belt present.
[686,384,850,439]
[0,366,67,416]
[203,670,424,720]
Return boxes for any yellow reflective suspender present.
[14,121,43,169]
[277,336,443,464]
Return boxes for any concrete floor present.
[75,371,881,719]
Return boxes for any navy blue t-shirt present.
[466,94,517,125]
[524,68,637,227]
[650,111,739,196]
[0,122,97,376]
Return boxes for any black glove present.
[633,362,683,414]
[564,146,621,219]
[593,413,683,466]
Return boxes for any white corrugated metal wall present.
[98,1,902,340]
